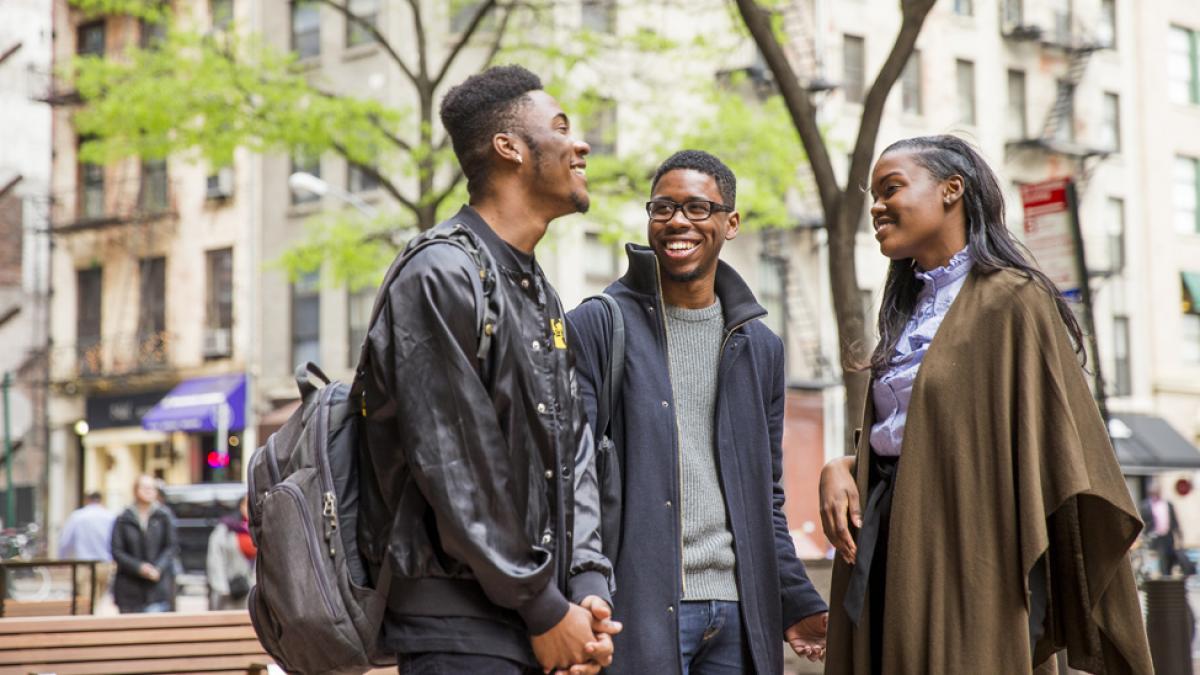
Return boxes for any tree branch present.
[733,0,840,224]
[331,139,418,214]
[842,0,936,235]
[480,2,516,69]
[432,0,499,89]
[318,0,417,84]
[428,168,465,211]
[406,0,430,85]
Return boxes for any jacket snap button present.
[665,500,671,508]
[667,606,674,614]
[531,340,540,351]
[521,278,531,289]
[544,470,553,480]
[537,403,547,414]
[541,533,552,545]
[661,400,669,408]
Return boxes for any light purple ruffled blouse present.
[869,247,973,457]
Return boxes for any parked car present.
[158,482,246,576]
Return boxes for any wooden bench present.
[0,610,274,674]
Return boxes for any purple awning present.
[141,374,246,433]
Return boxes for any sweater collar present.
[618,243,766,330]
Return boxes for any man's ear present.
[725,211,741,241]
[492,132,525,167]
[943,175,965,206]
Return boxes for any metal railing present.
[52,331,176,381]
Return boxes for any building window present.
[1174,156,1200,234]
[345,0,379,47]
[956,59,976,126]
[1051,0,1071,45]
[348,159,380,193]
[139,18,167,49]
[139,159,169,213]
[1112,315,1131,396]
[291,150,321,204]
[1053,79,1074,143]
[205,248,234,359]
[1100,92,1120,152]
[1097,0,1116,48]
[77,21,105,57]
[1105,197,1125,274]
[450,0,495,34]
[1169,26,1199,105]
[291,271,321,368]
[138,257,167,366]
[581,0,616,33]
[347,286,374,368]
[1183,272,1200,364]
[953,0,973,16]
[291,1,320,59]
[211,0,233,31]
[1002,0,1023,28]
[79,157,105,220]
[76,267,103,374]
[1006,70,1027,139]
[900,50,921,115]
[842,35,865,104]
[584,98,617,156]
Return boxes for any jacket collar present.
[453,204,535,274]
[618,243,767,330]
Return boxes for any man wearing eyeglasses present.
[566,150,828,673]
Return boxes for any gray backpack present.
[246,224,497,674]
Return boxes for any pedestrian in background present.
[111,474,177,613]
[568,150,828,674]
[1140,480,1185,576]
[58,491,116,606]
[206,495,255,610]
[819,135,1152,674]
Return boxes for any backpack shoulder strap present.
[584,292,625,438]
[349,223,499,400]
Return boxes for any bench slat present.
[0,639,267,666]
[0,611,250,635]
[4,654,272,674]
[0,625,256,651]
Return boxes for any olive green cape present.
[826,270,1152,675]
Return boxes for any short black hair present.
[439,65,543,198]
[85,491,102,502]
[650,150,736,208]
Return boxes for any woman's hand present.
[819,456,862,565]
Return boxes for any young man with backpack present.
[567,150,828,674]
[356,65,619,674]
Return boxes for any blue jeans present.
[678,600,750,675]
[139,601,171,613]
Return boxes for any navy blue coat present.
[566,244,827,674]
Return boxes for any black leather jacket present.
[358,206,611,665]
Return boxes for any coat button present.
[661,400,669,408]
[545,470,553,480]
[521,278,531,289]
[531,340,541,351]
[537,403,546,413]
[541,532,552,545]
[667,606,674,614]
[665,500,672,508]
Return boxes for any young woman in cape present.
[819,135,1153,674]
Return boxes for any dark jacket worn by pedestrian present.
[358,206,611,667]
[566,244,827,675]
[110,504,177,612]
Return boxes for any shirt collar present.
[915,246,972,291]
[454,204,537,275]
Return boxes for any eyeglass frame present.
[645,199,735,222]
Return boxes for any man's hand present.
[531,602,595,673]
[785,612,828,662]
[552,596,624,675]
[138,563,160,581]
[819,456,861,565]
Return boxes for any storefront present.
[82,389,177,510]
[141,373,247,484]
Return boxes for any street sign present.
[1020,178,1082,302]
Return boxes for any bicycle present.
[0,524,53,602]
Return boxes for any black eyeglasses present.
[645,199,733,222]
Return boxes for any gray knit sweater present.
[665,300,739,601]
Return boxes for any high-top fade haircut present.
[650,150,737,208]
[439,65,543,199]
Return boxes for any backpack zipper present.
[274,482,338,617]
[315,386,338,558]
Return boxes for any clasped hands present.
[531,595,622,674]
